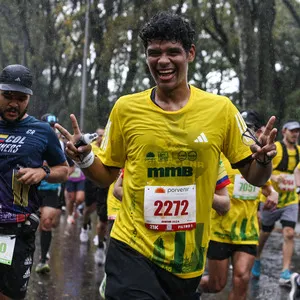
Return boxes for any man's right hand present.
[55,114,91,163]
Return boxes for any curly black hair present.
[139,11,195,53]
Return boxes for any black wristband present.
[255,157,272,167]
[41,165,51,179]
[255,153,272,167]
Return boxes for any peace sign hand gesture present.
[251,116,277,165]
[55,114,92,163]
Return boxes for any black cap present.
[241,110,264,131]
[0,64,33,95]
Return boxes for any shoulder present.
[116,89,152,105]
[190,85,231,103]
[23,116,51,132]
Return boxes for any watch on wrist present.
[41,165,51,179]
[296,187,300,194]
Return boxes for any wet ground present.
[25,212,300,300]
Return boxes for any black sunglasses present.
[242,128,262,147]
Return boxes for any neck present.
[155,84,190,111]
[283,138,296,149]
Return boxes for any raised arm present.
[55,114,120,187]
[238,116,277,186]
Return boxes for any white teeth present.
[159,70,173,74]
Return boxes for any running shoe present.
[80,228,89,243]
[67,215,75,224]
[35,262,50,274]
[289,273,300,300]
[93,235,99,246]
[251,259,261,278]
[279,269,292,286]
[99,273,107,299]
[94,244,106,265]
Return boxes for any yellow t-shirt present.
[211,154,261,245]
[107,182,121,220]
[260,141,300,207]
[91,141,101,156]
[98,85,252,279]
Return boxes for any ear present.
[187,44,196,62]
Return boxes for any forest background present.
[0,0,299,132]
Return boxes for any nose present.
[8,98,19,105]
[158,53,170,65]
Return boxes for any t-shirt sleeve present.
[222,100,252,166]
[98,100,126,168]
[43,127,66,166]
[215,159,230,190]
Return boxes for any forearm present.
[113,187,123,200]
[46,163,69,183]
[294,167,300,186]
[81,156,120,188]
[212,194,230,215]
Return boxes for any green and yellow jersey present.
[261,141,300,208]
[98,85,252,279]
[211,154,262,245]
[107,181,122,220]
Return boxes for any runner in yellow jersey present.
[79,128,109,265]
[199,111,278,300]
[99,170,122,299]
[252,121,300,285]
[56,12,277,300]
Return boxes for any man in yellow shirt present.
[57,11,277,300]
[252,121,300,285]
[199,110,278,300]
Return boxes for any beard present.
[0,105,28,124]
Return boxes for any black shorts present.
[105,238,201,300]
[0,230,35,299]
[65,180,85,192]
[97,199,108,222]
[207,240,257,260]
[38,190,62,209]
[85,179,108,207]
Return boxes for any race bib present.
[0,235,16,265]
[233,174,259,200]
[144,185,196,231]
[278,174,295,192]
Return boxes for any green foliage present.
[0,0,299,128]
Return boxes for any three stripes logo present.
[194,132,208,143]
[23,268,31,279]
[24,256,32,265]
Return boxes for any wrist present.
[41,165,51,179]
[296,187,300,194]
[76,151,95,168]
[255,155,272,167]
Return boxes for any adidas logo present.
[23,268,31,279]
[194,133,208,143]
[20,282,28,291]
[24,256,32,265]
[15,77,21,82]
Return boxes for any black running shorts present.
[105,238,201,300]
[0,230,35,299]
[207,240,257,260]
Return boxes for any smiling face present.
[0,90,30,123]
[146,40,195,93]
